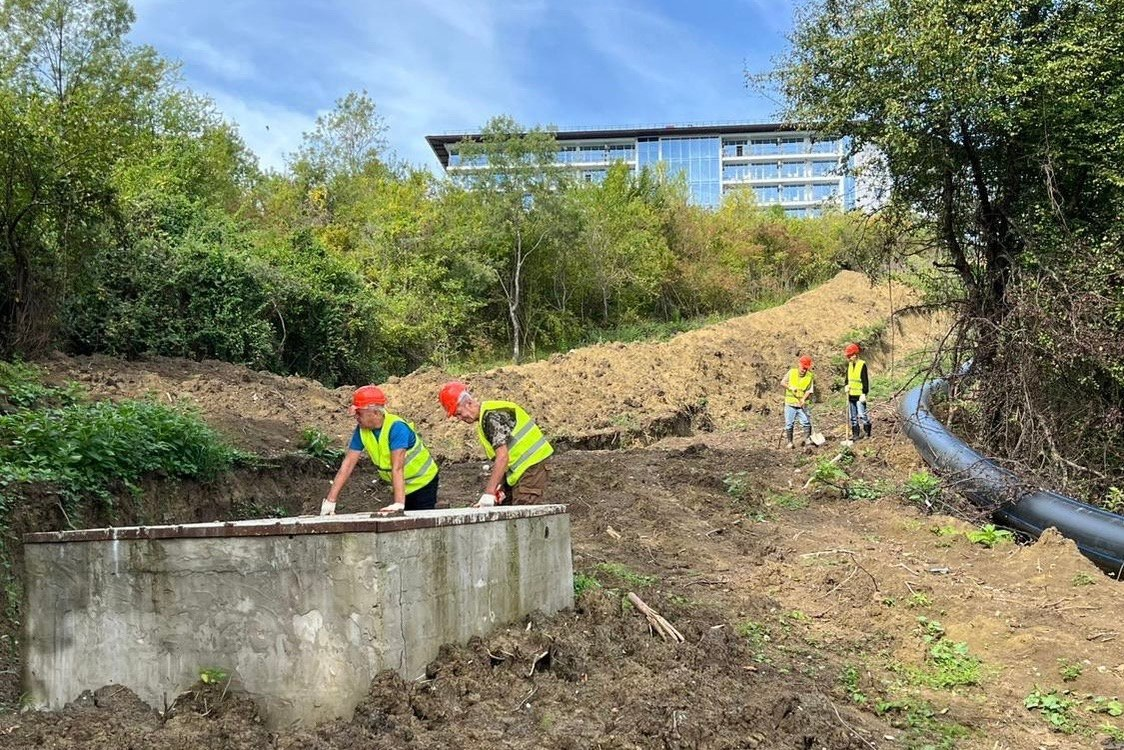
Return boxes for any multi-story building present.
[426,122,856,217]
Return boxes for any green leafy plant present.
[904,471,941,508]
[1105,487,1124,514]
[1071,571,1096,586]
[199,667,230,685]
[847,480,884,500]
[300,428,343,461]
[1025,688,1076,732]
[875,699,971,750]
[965,524,1014,548]
[723,471,749,499]
[810,456,848,487]
[907,592,932,608]
[1057,658,1084,682]
[1088,697,1123,717]
[840,665,868,705]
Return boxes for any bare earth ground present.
[3,272,1121,749]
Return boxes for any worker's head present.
[844,343,861,359]
[439,381,479,423]
[798,355,813,373]
[350,385,387,429]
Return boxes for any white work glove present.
[320,498,336,516]
[859,394,867,404]
[378,502,405,514]
[476,493,497,508]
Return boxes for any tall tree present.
[454,116,569,362]
[767,0,1124,361]
[0,0,166,353]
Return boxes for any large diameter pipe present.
[899,376,1124,578]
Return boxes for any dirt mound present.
[42,271,932,461]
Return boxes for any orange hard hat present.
[351,385,387,411]
[439,381,469,416]
[844,343,861,358]
[799,355,813,370]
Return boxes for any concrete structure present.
[427,121,858,215]
[23,506,572,728]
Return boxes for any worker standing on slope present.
[320,386,439,515]
[781,355,816,449]
[439,382,554,507]
[845,343,872,441]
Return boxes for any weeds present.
[767,492,807,510]
[199,667,230,685]
[909,617,980,689]
[840,665,868,705]
[594,562,656,588]
[965,524,1014,548]
[1025,688,1076,732]
[903,471,941,508]
[907,592,932,608]
[1057,658,1084,682]
[300,428,344,461]
[875,699,971,749]
[573,573,601,597]
[723,471,749,499]
[1071,571,1097,586]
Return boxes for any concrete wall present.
[23,506,572,728]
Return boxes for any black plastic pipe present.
[899,376,1124,578]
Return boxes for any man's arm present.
[322,449,363,514]
[387,448,408,508]
[861,363,870,395]
[486,444,509,500]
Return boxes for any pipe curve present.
[898,375,1124,578]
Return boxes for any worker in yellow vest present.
[844,343,872,441]
[439,381,554,507]
[780,355,816,449]
[320,385,439,515]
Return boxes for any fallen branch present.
[627,592,684,643]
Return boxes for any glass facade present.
[437,126,854,216]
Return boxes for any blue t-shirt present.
[350,421,416,453]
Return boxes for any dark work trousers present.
[404,473,439,511]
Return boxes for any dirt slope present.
[43,271,934,460]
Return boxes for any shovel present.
[802,402,826,446]
[840,397,855,448]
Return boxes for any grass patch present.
[594,562,656,588]
[573,573,602,597]
[840,665,868,705]
[767,491,808,511]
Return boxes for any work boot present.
[851,424,861,442]
[802,425,813,447]
[785,428,794,449]
[864,422,872,439]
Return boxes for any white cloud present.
[208,91,316,172]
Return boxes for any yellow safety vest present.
[847,359,867,396]
[785,368,814,406]
[476,400,554,486]
[359,413,438,494]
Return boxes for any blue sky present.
[129,0,798,173]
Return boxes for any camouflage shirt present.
[481,407,517,449]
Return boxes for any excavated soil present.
[5,272,1122,749]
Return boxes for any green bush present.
[0,398,244,512]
